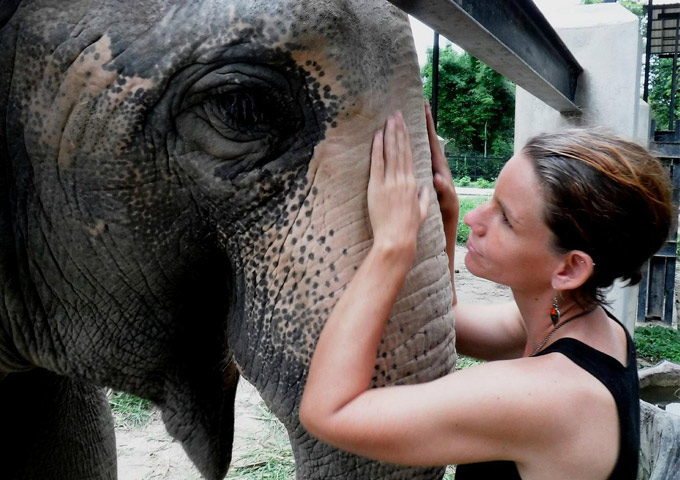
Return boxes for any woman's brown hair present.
[522,129,673,307]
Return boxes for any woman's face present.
[462,153,561,292]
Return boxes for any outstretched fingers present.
[387,111,415,180]
[371,129,385,183]
[383,115,400,179]
[418,186,431,226]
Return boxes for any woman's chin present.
[464,252,493,283]
[463,252,480,276]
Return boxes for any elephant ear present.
[140,251,241,480]
[0,0,22,29]
[0,6,30,373]
[160,356,240,480]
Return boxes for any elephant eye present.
[205,89,298,136]
[215,91,261,130]
[175,63,310,169]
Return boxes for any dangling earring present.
[550,293,560,325]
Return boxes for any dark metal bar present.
[431,31,439,128]
[648,256,666,319]
[664,259,675,324]
[390,0,583,113]
[640,153,680,324]
[643,0,654,101]
[637,257,649,322]
[665,158,680,324]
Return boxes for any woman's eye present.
[500,210,513,228]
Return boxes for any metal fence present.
[446,154,508,181]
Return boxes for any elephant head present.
[0,1,455,478]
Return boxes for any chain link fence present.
[446,154,508,181]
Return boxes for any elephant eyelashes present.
[210,89,299,136]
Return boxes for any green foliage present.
[582,0,643,17]
[108,391,152,428]
[422,47,515,158]
[472,178,495,189]
[635,326,680,363]
[454,176,495,189]
[457,196,488,245]
[456,175,472,187]
[648,57,678,130]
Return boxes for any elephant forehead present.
[19,0,406,83]
[13,0,410,175]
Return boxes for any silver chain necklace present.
[529,308,596,357]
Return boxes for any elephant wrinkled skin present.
[0,1,456,478]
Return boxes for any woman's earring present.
[550,293,560,325]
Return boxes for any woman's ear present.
[551,250,595,291]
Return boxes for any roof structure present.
[648,2,680,57]
[388,0,583,114]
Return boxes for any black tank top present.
[455,316,640,479]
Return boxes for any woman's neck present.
[512,289,587,357]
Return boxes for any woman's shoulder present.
[443,354,620,476]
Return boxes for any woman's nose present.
[463,202,488,236]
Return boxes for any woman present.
[299,106,672,479]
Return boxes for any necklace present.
[529,307,597,357]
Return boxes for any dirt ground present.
[113,245,512,479]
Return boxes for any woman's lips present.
[466,238,480,256]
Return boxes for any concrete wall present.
[514,3,649,332]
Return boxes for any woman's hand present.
[426,103,459,245]
[367,111,429,260]
[425,103,458,284]
[425,103,459,303]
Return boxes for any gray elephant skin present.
[0,1,455,479]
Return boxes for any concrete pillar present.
[514,3,648,332]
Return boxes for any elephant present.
[0,0,456,479]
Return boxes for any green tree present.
[582,0,643,17]
[422,47,515,158]
[648,57,677,129]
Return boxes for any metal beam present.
[389,0,583,113]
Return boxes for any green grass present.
[634,325,680,363]
[443,465,457,479]
[456,196,488,245]
[107,391,152,428]
[226,404,295,479]
[456,354,484,370]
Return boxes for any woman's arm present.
[299,111,429,431]
[454,302,527,360]
[298,111,579,469]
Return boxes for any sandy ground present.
[113,245,512,479]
